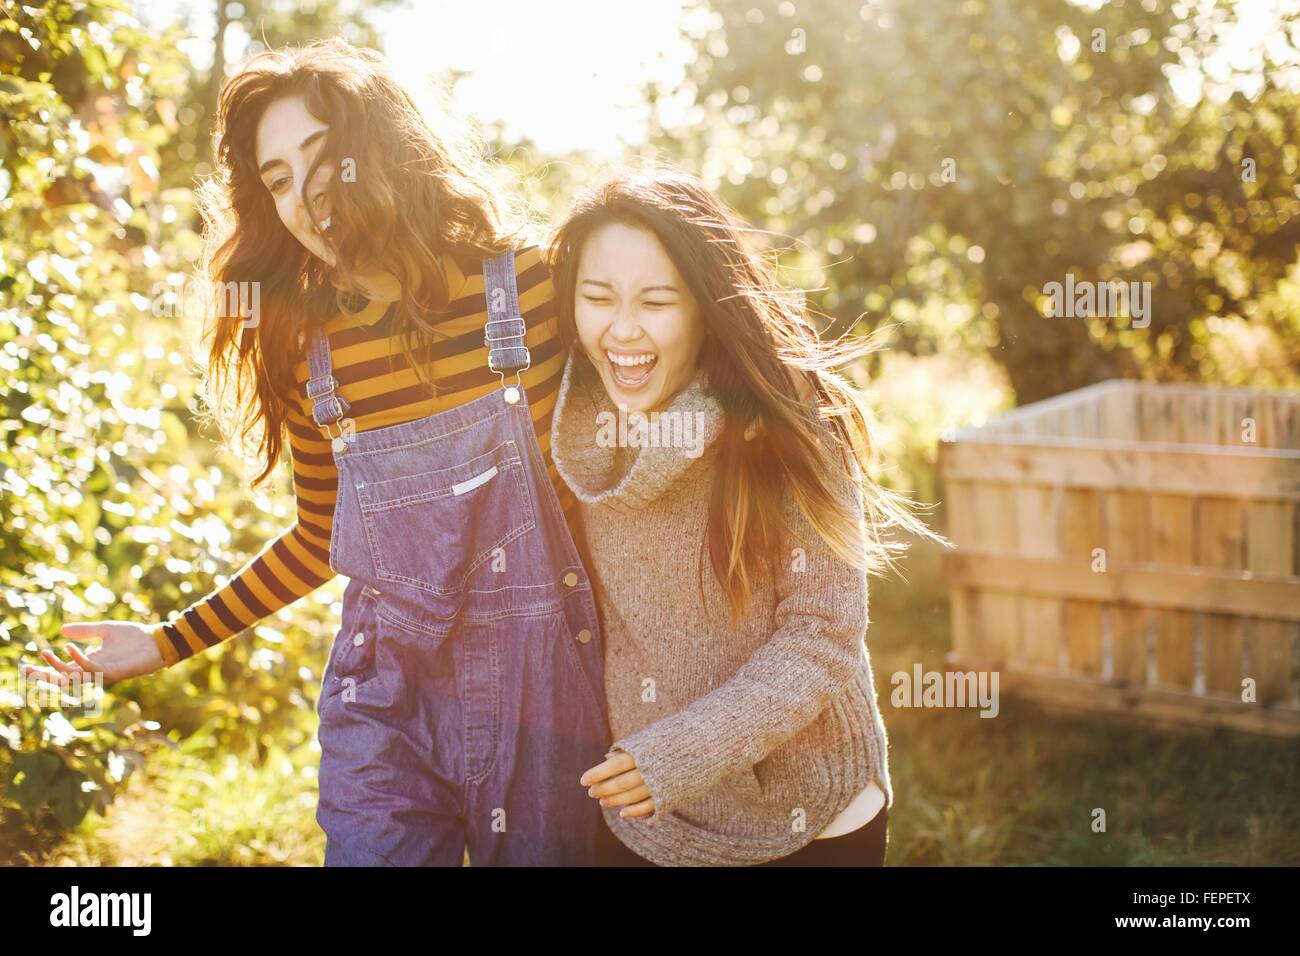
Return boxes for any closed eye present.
[583,295,613,305]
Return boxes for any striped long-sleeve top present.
[150,246,577,667]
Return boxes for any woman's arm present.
[24,399,341,684]
[606,444,870,819]
[149,399,340,666]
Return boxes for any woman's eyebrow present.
[257,128,328,176]
[579,279,678,295]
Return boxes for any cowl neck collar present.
[551,352,726,511]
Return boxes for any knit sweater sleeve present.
[606,437,871,821]
[149,399,340,667]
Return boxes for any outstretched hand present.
[20,621,167,688]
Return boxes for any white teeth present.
[318,217,331,232]
[606,350,656,367]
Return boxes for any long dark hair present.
[546,165,943,624]
[195,37,528,484]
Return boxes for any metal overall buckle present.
[486,314,529,404]
[496,359,529,405]
[321,417,349,453]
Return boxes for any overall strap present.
[306,322,351,431]
[482,249,530,377]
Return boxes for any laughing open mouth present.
[606,349,658,388]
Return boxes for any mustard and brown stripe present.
[153,246,579,666]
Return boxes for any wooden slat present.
[1016,485,1062,671]
[1228,392,1255,449]
[945,652,1300,737]
[1179,388,1215,445]
[945,479,979,663]
[942,381,1300,737]
[944,552,1300,621]
[1112,605,1149,686]
[1104,490,1150,564]
[1102,488,1150,686]
[1065,602,1104,678]
[1276,394,1300,450]
[1101,382,1141,441]
[1246,499,1296,705]
[1199,498,1247,697]
[1151,493,1194,569]
[1061,488,1103,678]
[941,440,1300,501]
[975,482,1022,665]
[1139,386,1177,443]
[973,379,1121,437]
[1150,492,1196,691]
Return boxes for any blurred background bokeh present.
[2,0,1297,865]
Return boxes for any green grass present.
[869,537,1300,866]
[36,535,1300,866]
[45,737,325,866]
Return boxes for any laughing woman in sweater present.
[546,168,943,867]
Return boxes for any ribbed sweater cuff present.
[148,621,184,668]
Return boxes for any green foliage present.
[0,0,341,855]
[655,0,1300,404]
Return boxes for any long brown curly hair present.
[547,165,946,625]
[193,38,529,484]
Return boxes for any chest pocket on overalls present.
[355,438,537,597]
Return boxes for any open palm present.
[21,621,166,688]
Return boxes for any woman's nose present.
[608,311,642,342]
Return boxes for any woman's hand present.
[20,621,167,688]
[580,752,656,819]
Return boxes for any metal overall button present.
[325,591,383,700]
[563,572,578,587]
[576,628,591,644]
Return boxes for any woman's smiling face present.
[574,221,707,415]
[255,94,336,265]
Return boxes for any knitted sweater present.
[550,352,894,866]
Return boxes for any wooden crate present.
[938,380,1300,737]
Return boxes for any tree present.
[655,0,1300,402]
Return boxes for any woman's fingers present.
[39,648,85,677]
[60,621,101,643]
[618,798,656,819]
[20,662,73,688]
[600,784,650,808]
[20,620,166,686]
[65,643,103,673]
[579,751,635,787]
[587,766,644,798]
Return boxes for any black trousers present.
[594,804,889,867]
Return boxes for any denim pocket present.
[556,614,603,719]
[355,439,536,596]
[323,586,384,701]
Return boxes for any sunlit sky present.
[142,0,698,155]
[138,0,1297,155]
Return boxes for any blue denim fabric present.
[310,250,610,865]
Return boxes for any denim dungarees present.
[310,250,610,866]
